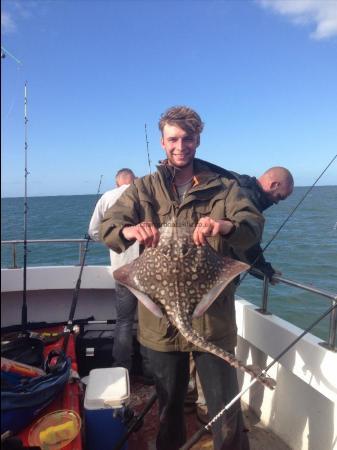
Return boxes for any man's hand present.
[122,222,160,248]
[193,217,234,246]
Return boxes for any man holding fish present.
[100,106,266,450]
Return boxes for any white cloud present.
[1,10,17,34]
[11,0,35,19]
[258,0,337,40]
[1,1,40,36]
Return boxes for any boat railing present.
[2,239,337,351]
[250,268,337,352]
[1,238,95,268]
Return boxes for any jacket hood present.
[237,175,275,211]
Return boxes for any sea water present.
[1,186,337,341]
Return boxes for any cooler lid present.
[84,367,130,409]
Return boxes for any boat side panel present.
[1,289,117,326]
[1,266,116,292]
[235,299,337,402]
[235,299,337,450]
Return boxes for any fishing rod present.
[112,392,158,450]
[22,81,29,336]
[61,175,103,355]
[180,301,337,450]
[1,46,23,123]
[144,123,152,174]
[1,46,23,65]
[0,82,45,369]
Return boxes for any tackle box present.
[75,326,143,377]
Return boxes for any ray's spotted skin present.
[114,223,276,390]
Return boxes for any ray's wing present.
[192,256,250,318]
[113,261,164,318]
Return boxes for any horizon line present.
[1,184,337,200]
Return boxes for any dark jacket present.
[195,159,274,212]
[231,174,276,278]
[195,159,276,279]
[100,159,264,351]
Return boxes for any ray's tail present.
[172,312,276,390]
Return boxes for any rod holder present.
[256,275,272,315]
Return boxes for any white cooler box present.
[84,367,130,450]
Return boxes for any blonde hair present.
[158,106,204,137]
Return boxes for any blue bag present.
[1,352,71,435]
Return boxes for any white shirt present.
[88,184,139,270]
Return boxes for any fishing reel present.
[44,349,68,374]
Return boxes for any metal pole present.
[326,300,337,351]
[274,275,337,301]
[12,243,17,269]
[256,275,271,315]
[253,269,337,350]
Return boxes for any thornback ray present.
[113,223,276,390]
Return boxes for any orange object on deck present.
[1,357,46,378]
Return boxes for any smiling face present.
[161,124,199,169]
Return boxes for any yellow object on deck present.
[39,420,75,445]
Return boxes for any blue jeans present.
[141,346,250,450]
[112,282,137,371]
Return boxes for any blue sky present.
[1,0,337,197]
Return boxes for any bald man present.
[239,166,294,208]
[230,166,293,279]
